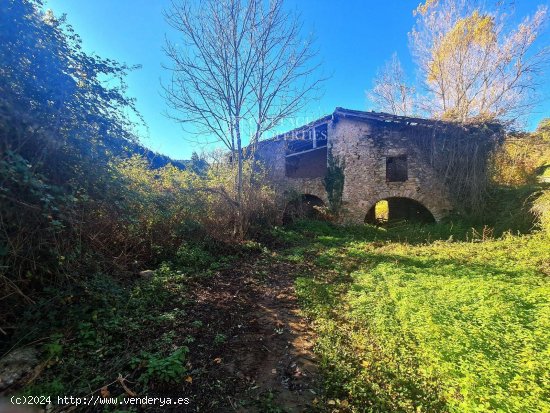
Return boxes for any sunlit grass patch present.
[374,199,389,222]
[291,221,550,412]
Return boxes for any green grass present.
[279,220,550,412]
[9,218,549,411]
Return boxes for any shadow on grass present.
[274,219,480,248]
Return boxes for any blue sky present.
[44,0,550,160]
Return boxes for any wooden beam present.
[285,145,326,158]
[313,128,317,148]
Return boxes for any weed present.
[175,243,215,271]
[214,333,227,345]
[43,333,63,360]
[286,220,550,413]
[132,347,189,385]
[256,390,286,413]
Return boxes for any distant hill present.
[129,143,187,170]
[121,140,207,172]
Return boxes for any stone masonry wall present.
[329,118,452,223]
[256,117,453,223]
[255,138,328,210]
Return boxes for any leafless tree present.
[163,0,323,236]
[367,53,415,116]
[409,0,550,123]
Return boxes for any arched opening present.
[283,194,325,224]
[365,197,435,225]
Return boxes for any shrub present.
[197,154,279,239]
[491,133,549,186]
[532,189,550,234]
[324,151,345,215]
[1,0,146,327]
[175,243,215,271]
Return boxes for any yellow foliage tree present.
[410,0,549,123]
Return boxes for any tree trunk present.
[235,121,244,238]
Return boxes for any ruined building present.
[256,108,458,224]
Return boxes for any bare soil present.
[179,255,320,412]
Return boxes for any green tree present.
[189,151,207,176]
[0,0,141,186]
[0,0,142,308]
[536,118,550,143]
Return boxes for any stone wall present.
[329,118,452,223]
[255,138,328,209]
[256,116,453,224]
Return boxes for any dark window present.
[386,155,408,182]
[285,146,327,178]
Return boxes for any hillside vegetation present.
[0,0,276,328]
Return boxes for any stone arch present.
[283,194,326,224]
[363,190,446,224]
[365,197,435,224]
[366,189,447,220]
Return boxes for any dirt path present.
[184,254,320,412]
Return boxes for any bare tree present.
[409,0,550,123]
[163,0,323,236]
[367,53,415,116]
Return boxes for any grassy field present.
[275,221,550,412]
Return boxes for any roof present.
[266,113,332,142]
[261,107,503,147]
[332,107,443,127]
[268,107,446,142]
[332,107,503,132]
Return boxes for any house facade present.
[256,108,454,224]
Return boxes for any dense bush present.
[0,1,279,333]
[1,0,143,316]
[532,189,550,234]
[491,127,549,186]
[479,120,550,233]
[198,153,279,238]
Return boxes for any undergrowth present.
[6,241,243,404]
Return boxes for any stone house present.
[255,107,455,224]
